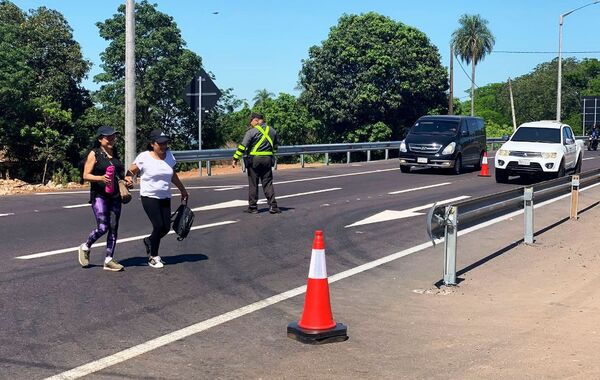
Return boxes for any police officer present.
[232,113,281,214]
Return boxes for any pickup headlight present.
[399,141,407,152]
[497,149,509,156]
[441,142,456,155]
[542,152,558,159]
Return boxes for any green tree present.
[94,0,201,151]
[252,89,274,107]
[451,14,495,116]
[299,12,448,142]
[253,93,321,146]
[0,1,91,181]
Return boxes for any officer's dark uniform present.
[233,122,279,212]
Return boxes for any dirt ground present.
[0,162,322,195]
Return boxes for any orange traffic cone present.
[478,151,491,177]
[287,231,348,344]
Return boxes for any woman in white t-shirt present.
[125,129,188,268]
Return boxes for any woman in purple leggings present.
[78,126,132,272]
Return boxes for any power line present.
[455,58,479,89]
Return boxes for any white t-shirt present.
[134,150,176,199]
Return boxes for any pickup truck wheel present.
[495,168,508,183]
[400,165,411,173]
[574,155,582,173]
[474,151,483,170]
[556,161,565,178]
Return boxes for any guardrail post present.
[570,174,580,220]
[274,157,278,170]
[385,149,389,160]
[325,153,329,166]
[524,187,534,244]
[198,161,202,176]
[367,150,371,162]
[347,151,351,164]
[443,206,458,286]
[301,154,305,168]
[206,161,211,176]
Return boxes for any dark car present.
[398,115,486,174]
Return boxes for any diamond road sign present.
[184,68,222,112]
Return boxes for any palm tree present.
[253,89,274,107]
[451,14,495,116]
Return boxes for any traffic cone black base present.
[287,321,348,345]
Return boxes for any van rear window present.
[411,120,459,134]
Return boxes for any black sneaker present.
[269,206,281,214]
[143,237,151,256]
[243,207,258,214]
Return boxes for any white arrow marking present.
[345,195,470,228]
[388,182,451,195]
[192,188,342,211]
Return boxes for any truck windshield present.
[410,120,459,135]
[511,127,561,143]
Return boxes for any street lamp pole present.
[556,1,600,122]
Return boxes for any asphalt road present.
[3,152,600,379]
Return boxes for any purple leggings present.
[86,196,122,258]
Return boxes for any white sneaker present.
[78,243,90,267]
[148,256,164,269]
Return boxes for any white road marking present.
[213,186,244,191]
[345,195,470,228]
[0,213,15,217]
[388,182,451,195]
[191,188,342,211]
[63,204,89,209]
[274,168,399,185]
[583,157,596,161]
[44,184,599,380]
[15,221,237,260]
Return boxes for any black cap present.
[249,113,264,123]
[97,126,118,136]
[150,129,170,143]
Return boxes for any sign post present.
[184,69,222,175]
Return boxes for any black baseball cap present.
[97,126,118,136]
[150,129,170,143]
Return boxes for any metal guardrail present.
[172,141,402,175]
[426,167,600,286]
[173,136,589,175]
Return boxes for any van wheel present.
[474,151,484,171]
[400,165,411,173]
[452,156,462,175]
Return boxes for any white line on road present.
[15,221,238,260]
[345,195,470,228]
[583,157,596,161]
[388,182,451,195]
[44,183,600,380]
[63,204,89,209]
[191,188,342,211]
[0,213,15,217]
[274,168,399,185]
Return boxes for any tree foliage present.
[94,0,201,151]
[299,12,448,142]
[0,1,91,181]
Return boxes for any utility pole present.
[125,0,136,166]
[198,75,203,175]
[449,44,454,115]
[508,77,517,132]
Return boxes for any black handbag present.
[171,200,194,241]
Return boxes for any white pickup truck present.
[494,120,583,183]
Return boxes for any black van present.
[398,115,486,174]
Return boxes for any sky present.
[11,0,600,105]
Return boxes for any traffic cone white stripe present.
[308,249,327,279]
[482,155,488,164]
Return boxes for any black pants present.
[247,156,277,209]
[141,196,171,257]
